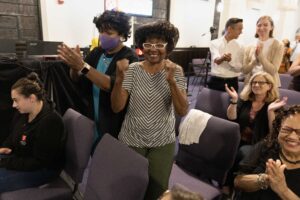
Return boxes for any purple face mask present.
[99,34,120,51]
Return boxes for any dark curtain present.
[0,62,28,143]
[0,60,90,144]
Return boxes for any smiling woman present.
[224,71,285,191]
[226,71,279,146]
[234,105,300,200]
[242,15,284,88]
[111,21,188,200]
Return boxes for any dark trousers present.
[0,167,60,193]
[208,76,239,92]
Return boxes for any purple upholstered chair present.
[279,88,300,106]
[84,134,149,200]
[169,116,240,200]
[279,73,293,89]
[238,81,245,94]
[195,87,230,119]
[0,108,95,200]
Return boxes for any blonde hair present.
[240,71,279,102]
[159,184,203,200]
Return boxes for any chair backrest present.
[195,87,230,119]
[63,108,95,183]
[176,116,240,186]
[84,134,149,200]
[279,88,300,106]
[279,73,293,89]
[238,81,245,94]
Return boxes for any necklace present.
[279,150,300,165]
[102,53,114,68]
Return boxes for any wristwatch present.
[80,62,91,75]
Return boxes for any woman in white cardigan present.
[243,15,284,87]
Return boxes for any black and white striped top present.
[118,62,186,147]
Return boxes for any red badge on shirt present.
[20,134,27,146]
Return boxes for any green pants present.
[131,142,175,200]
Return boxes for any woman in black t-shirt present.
[234,105,300,199]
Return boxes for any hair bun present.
[27,72,43,86]
[27,72,39,81]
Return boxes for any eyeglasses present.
[142,43,168,49]
[280,127,300,137]
[251,81,269,86]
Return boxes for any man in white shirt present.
[290,29,300,64]
[208,18,244,91]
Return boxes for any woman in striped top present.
[111,21,188,200]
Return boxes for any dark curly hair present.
[266,105,300,145]
[239,105,300,174]
[134,20,179,54]
[95,10,131,42]
[11,72,45,101]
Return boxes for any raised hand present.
[0,147,12,154]
[268,97,288,112]
[225,83,238,101]
[164,59,177,83]
[116,59,129,81]
[266,159,288,195]
[57,43,84,71]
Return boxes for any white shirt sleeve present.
[210,39,221,64]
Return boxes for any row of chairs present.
[0,109,149,200]
[2,84,297,199]
[170,115,240,199]
[0,108,242,200]
[171,86,299,199]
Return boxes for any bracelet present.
[230,99,238,104]
[257,173,268,190]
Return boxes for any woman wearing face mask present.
[57,10,138,149]
[242,16,284,88]
[111,21,188,200]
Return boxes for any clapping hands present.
[266,159,288,195]
[256,42,263,57]
[223,53,232,62]
[57,43,84,71]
